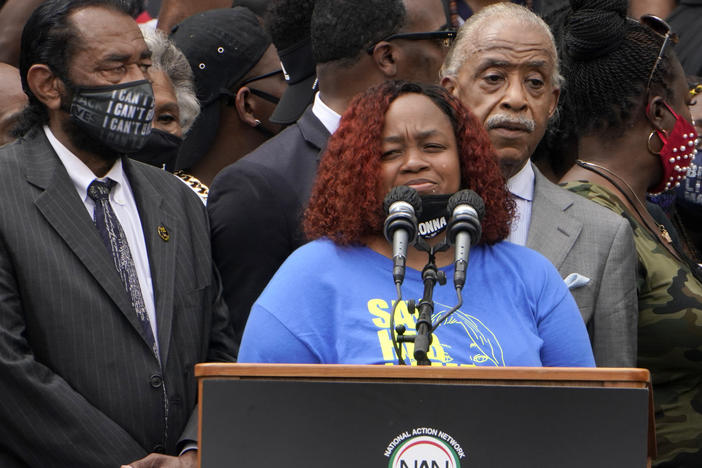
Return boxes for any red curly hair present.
[304,81,514,245]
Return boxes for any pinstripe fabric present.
[0,129,235,467]
[525,165,639,368]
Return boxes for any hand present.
[122,450,197,468]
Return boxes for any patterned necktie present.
[87,179,159,360]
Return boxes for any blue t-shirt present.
[239,239,595,367]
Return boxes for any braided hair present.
[563,0,676,138]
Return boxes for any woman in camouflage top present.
[557,0,702,466]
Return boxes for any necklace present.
[575,160,674,244]
[174,170,209,203]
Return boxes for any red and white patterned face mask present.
[648,101,698,195]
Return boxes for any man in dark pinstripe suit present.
[0,1,235,467]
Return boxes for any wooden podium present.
[196,364,654,468]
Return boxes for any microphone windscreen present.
[383,185,423,217]
[447,190,485,220]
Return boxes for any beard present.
[58,77,121,164]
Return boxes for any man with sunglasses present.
[169,6,287,201]
[208,0,454,347]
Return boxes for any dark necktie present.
[87,179,159,360]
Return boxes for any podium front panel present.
[200,378,648,468]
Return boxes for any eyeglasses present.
[640,14,679,95]
[366,27,457,55]
[237,69,284,105]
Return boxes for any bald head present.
[0,63,28,146]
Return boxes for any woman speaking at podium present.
[238,81,594,367]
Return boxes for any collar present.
[506,161,535,202]
[311,91,341,135]
[43,125,128,206]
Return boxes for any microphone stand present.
[396,238,448,366]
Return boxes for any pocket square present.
[564,273,590,289]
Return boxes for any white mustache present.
[485,114,536,133]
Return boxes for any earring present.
[647,129,664,155]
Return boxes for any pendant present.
[658,224,673,244]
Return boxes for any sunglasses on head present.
[640,14,679,95]
[366,26,457,55]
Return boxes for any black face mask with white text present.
[69,79,155,154]
[417,194,451,239]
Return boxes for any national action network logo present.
[385,427,466,468]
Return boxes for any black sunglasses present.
[366,27,457,55]
[640,14,679,95]
[235,69,284,105]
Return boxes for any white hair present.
[139,25,200,134]
[441,3,564,89]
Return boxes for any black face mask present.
[418,194,451,239]
[129,128,183,170]
[69,79,154,154]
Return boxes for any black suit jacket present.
[0,129,235,467]
[208,106,330,346]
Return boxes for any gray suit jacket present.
[526,165,638,366]
[0,129,235,467]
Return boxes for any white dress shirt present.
[43,126,158,347]
[505,161,535,246]
[311,91,341,135]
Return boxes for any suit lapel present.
[297,105,331,159]
[24,131,152,346]
[124,159,177,366]
[526,165,582,270]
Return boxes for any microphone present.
[446,190,485,288]
[383,186,422,285]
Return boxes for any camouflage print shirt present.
[563,181,702,467]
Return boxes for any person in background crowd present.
[208,0,454,347]
[155,0,230,33]
[131,25,199,170]
[558,1,702,464]
[264,0,316,126]
[446,0,569,25]
[0,62,27,146]
[0,0,44,66]
[665,78,702,265]
[441,2,638,366]
[170,6,286,202]
[668,1,702,77]
[0,1,234,466]
[238,81,596,368]
[628,0,678,21]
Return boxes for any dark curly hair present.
[562,0,678,138]
[265,0,314,51]
[304,80,514,246]
[310,0,405,66]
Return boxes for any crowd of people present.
[0,0,700,467]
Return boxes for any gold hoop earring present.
[647,130,663,155]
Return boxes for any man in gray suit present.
[441,3,638,366]
[0,1,234,467]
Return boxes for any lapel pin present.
[158,225,170,242]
